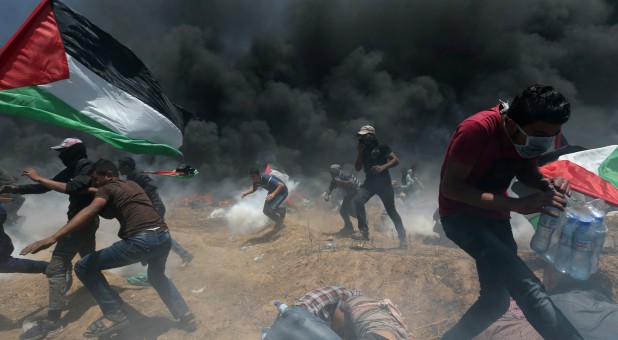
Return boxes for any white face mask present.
[505,121,556,158]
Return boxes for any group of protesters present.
[258,83,596,339]
[0,139,196,339]
[1,82,604,339]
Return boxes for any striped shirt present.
[328,170,361,195]
[294,285,359,323]
[253,174,286,194]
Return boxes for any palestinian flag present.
[540,145,618,206]
[0,0,186,157]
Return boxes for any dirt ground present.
[1,204,617,340]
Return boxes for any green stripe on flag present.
[0,86,182,157]
[528,214,540,231]
[599,147,618,190]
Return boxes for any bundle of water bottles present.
[530,200,608,281]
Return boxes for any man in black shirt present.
[0,138,99,340]
[118,157,193,266]
[352,126,407,249]
[0,166,25,225]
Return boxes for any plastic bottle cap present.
[566,213,578,223]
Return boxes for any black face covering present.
[57,143,87,167]
[359,137,378,147]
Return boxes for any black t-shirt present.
[127,169,165,216]
[362,141,392,181]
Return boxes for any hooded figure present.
[0,137,100,339]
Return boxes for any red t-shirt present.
[439,105,523,219]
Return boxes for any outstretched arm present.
[22,168,68,193]
[242,186,257,198]
[20,197,107,255]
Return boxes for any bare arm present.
[20,197,107,255]
[242,186,257,198]
[266,182,285,201]
[441,158,565,216]
[370,152,400,174]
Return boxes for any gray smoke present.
[2,0,618,187]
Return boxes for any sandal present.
[83,310,129,338]
[179,312,197,332]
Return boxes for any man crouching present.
[20,159,196,338]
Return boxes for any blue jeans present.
[263,188,288,224]
[171,238,191,259]
[264,306,342,340]
[441,214,582,340]
[75,228,190,318]
[0,228,47,273]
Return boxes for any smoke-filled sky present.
[1,0,618,189]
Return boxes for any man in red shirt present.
[439,84,582,339]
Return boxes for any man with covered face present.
[353,125,408,249]
[438,84,582,339]
[0,137,99,340]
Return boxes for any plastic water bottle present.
[274,300,289,315]
[544,214,564,264]
[530,203,562,254]
[261,327,268,339]
[569,216,595,280]
[589,208,607,274]
[554,211,579,273]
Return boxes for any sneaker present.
[337,227,355,236]
[20,320,63,340]
[181,253,194,268]
[279,208,287,224]
[351,232,369,241]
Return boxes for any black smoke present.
[2,0,618,186]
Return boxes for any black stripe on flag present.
[51,0,185,131]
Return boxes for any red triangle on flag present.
[0,0,68,90]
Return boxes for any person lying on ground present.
[264,285,359,340]
[20,159,196,338]
[339,294,413,340]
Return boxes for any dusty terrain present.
[1,203,617,340]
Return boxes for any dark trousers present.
[75,228,190,318]
[45,216,99,319]
[0,228,47,273]
[353,179,406,240]
[264,306,342,340]
[441,214,582,340]
[339,192,357,229]
[263,189,288,225]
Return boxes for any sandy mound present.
[1,205,618,339]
